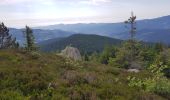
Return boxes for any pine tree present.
[23,26,36,51]
[125,12,137,41]
[154,42,165,53]
[124,12,137,66]
[0,22,18,49]
[84,53,89,61]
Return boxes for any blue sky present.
[0,0,170,28]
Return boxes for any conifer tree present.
[125,12,137,64]
[154,42,165,53]
[0,22,18,49]
[125,12,137,41]
[23,26,36,51]
[84,53,89,61]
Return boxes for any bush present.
[30,51,41,59]
[153,79,170,98]
[108,41,144,69]
[99,46,117,64]
[127,62,170,99]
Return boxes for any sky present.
[0,0,170,28]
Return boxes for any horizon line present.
[3,14,170,29]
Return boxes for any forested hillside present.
[39,34,122,54]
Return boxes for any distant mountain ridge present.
[9,28,75,45]
[35,15,170,44]
[35,23,125,36]
[114,29,170,44]
[9,15,170,45]
[35,15,170,31]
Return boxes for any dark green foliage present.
[155,49,170,78]
[84,53,89,61]
[108,40,143,69]
[100,40,170,70]
[99,45,117,64]
[154,42,165,53]
[89,51,100,62]
[140,47,156,65]
[23,26,37,51]
[0,22,18,49]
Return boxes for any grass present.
[0,49,167,100]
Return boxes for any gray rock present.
[127,69,140,73]
[129,61,142,69]
[61,46,82,61]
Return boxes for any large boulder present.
[61,46,82,61]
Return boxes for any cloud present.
[0,0,112,6]
[0,0,28,5]
[80,0,112,5]
[93,0,112,3]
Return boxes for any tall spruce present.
[125,12,137,41]
[0,22,18,49]
[125,12,137,63]
[23,26,36,51]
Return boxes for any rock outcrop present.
[61,46,82,61]
[127,69,140,73]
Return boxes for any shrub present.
[30,51,41,59]
[127,62,170,99]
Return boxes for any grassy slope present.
[0,50,166,100]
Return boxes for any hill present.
[38,34,122,53]
[0,50,166,99]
